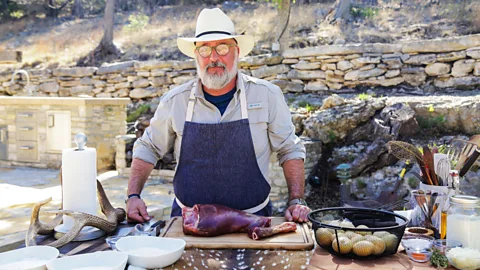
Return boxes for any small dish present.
[446,247,480,270]
[433,239,462,255]
[116,236,186,269]
[0,246,59,270]
[406,247,433,263]
[401,234,434,250]
[46,251,127,270]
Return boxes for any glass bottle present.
[336,163,352,203]
[446,195,480,249]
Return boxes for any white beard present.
[196,52,238,90]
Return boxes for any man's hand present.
[285,204,311,223]
[126,197,152,223]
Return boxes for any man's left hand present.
[285,204,311,223]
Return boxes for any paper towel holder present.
[74,133,87,151]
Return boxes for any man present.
[127,8,310,224]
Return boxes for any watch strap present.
[288,198,308,207]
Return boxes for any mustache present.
[205,62,226,70]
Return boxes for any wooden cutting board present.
[160,217,315,250]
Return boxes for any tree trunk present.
[72,0,84,18]
[100,0,115,48]
[77,0,120,66]
[1,0,10,17]
[326,0,352,24]
[275,0,291,54]
[45,0,58,18]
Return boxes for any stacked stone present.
[131,59,196,99]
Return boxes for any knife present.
[459,148,480,177]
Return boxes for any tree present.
[71,0,84,18]
[44,0,72,18]
[274,0,291,54]
[77,0,121,66]
[325,0,353,24]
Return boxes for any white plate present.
[46,251,127,270]
[0,246,59,270]
[116,236,186,269]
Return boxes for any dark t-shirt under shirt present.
[203,87,236,115]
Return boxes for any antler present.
[26,180,126,248]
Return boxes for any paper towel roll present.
[61,147,97,230]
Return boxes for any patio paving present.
[0,165,174,250]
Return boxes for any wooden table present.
[4,233,454,270]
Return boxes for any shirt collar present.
[193,71,245,106]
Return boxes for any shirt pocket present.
[248,107,269,157]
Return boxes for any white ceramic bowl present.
[115,236,186,269]
[0,246,59,270]
[46,251,127,270]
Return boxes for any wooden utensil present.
[423,146,438,186]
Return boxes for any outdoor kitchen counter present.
[2,235,453,270]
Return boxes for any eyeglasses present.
[195,44,237,58]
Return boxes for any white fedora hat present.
[177,8,254,58]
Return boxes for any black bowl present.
[307,207,409,259]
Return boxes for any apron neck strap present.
[186,82,248,122]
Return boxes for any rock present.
[302,99,386,144]
[351,57,381,68]
[97,61,135,75]
[385,70,400,78]
[326,70,344,83]
[436,51,466,62]
[152,76,172,87]
[434,76,480,88]
[345,68,386,81]
[402,34,480,53]
[134,60,174,70]
[359,64,376,71]
[80,77,93,85]
[337,61,354,71]
[130,87,157,99]
[425,63,451,76]
[271,80,304,93]
[321,63,336,70]
[70,85,93,95]
[172,75,195,85]
[172,60,196,70]
[381,57,403,69]
[402,72,427,86]
[474,62,480,76]
[53,67,97,77]
[238,54,284,67]
[326,81,343,90]
[320,94,345,110]
[39,81,59,93]
[114,82,130,89]
[282,58,299,64]
[466,47,480,59]
[403,54,436,65]
[283,43,401,58]
[96,92,112,98]
[113,88,130,97]
[292,61,321,70]
[451,59,475,77]
[305,81,328,92]
[251,64,290,78]
[151,69,167,77]
[132,79,150,88]
[287,70,326,80]
[363,77,404,87]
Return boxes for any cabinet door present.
[0,126,7,160]
[46,111,71,152]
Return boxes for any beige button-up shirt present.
[133,72,306,182]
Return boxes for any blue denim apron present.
[171,81,272,217]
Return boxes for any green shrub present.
[127,104,150,123]
[351,6,378,19]
[123,13,149,33]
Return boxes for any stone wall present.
[2,34,480,99]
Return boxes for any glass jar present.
[336,163,351,203]
[446,195,480,250]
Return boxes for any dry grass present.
[0,1,479,69]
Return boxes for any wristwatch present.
[288,198,308,207]
[125,193,141,204]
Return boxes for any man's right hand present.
[126,197,152,223]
